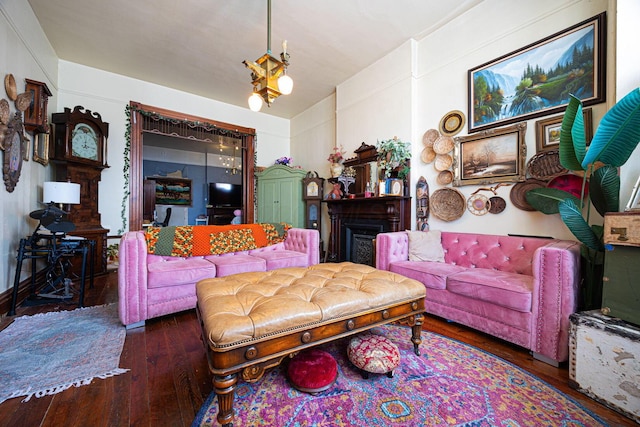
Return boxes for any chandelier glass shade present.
[243,0,292,111]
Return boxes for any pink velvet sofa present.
[118,228,319,328]
[375,231,581,365]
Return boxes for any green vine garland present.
[118,105,132,234]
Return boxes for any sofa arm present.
[375,231,409,271]
[117,231,149,326]
[530,240,581,363]
[284,228,320,266]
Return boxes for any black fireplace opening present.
[343,221,386,266]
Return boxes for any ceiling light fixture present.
[243,0,292,112]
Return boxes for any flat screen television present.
[209,183,242,207]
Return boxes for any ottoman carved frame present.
[196,264,426,427]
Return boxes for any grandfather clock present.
[302,171,324,232]
[50,106,110,275]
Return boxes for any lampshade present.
[43,181,81,204]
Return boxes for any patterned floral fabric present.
[145,223,292,256]
[347,333,400,374]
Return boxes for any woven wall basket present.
[526,149,567,181]
[431,188,465,221]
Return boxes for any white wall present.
[290,94,336,245]
[411,0,614,239]
[616,0,640,209]
[293,0,637,243]
[336,40,415,159]
[0,1,58,295]
[56,61,291,236]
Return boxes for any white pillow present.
[407,230,445,262]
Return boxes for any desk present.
[9,232,94,316]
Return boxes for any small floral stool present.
[347,333,400,379]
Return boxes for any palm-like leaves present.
[558,199,603,252]
[525,188,580,214]
[528,87,640,246]
[558,96,583,171]
[589,165,620,216]
[582,88,640,168]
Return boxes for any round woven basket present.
[422,129,440,147]
[0,99,9,125]
[15,92,32,112]
[527,149,566,181]
[421,146,436,164]
[431,188,466,221]
[510,179,547,211]
[4,74,17,101]
[434,153,453,171]
[436,170,453,185]
[433,135,455,154]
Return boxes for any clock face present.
[307,182,319,197]
[71,123,99,160]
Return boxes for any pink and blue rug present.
[193,324,606,426]
[0,304,128,404]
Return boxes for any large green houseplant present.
[526,87,640,310]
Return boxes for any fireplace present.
[344,221,385,266]
[323,196,410,264]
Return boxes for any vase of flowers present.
[275,156,292,166]
[327,145,346,178]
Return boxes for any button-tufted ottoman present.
[196,262,425,427]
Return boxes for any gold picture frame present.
[33,125,50,166]
[453,122,527,187]
[535,108,593,152]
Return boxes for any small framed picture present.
[626,175,640,211]
[33,125,50,166]
[385,178,403,196]
[536,108,593,152]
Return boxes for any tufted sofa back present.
[375,231,556,276]
[441,232,552,276]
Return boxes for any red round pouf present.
[287,348,338,394]
[347,333,400,379]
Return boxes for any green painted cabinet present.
[256,165,307,228]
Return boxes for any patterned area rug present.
[0,304,128,404]
[193,324,606,426]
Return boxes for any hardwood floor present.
[0,270,636,427]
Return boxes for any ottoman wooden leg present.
[411,313,424,356]
[214,373,238,427]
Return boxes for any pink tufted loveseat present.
[375,231,581,365]
[118,227,319,328]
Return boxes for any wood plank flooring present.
[0,270,636,427]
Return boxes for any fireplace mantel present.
[323,196,411,264]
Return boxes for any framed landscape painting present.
[453,122,527,187]
[468,12,605,133]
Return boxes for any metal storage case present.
[569,311,640,423]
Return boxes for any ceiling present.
[27,0,480,119]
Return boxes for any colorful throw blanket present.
[145,223,292,257]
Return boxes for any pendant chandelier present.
[243,0,293,112]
